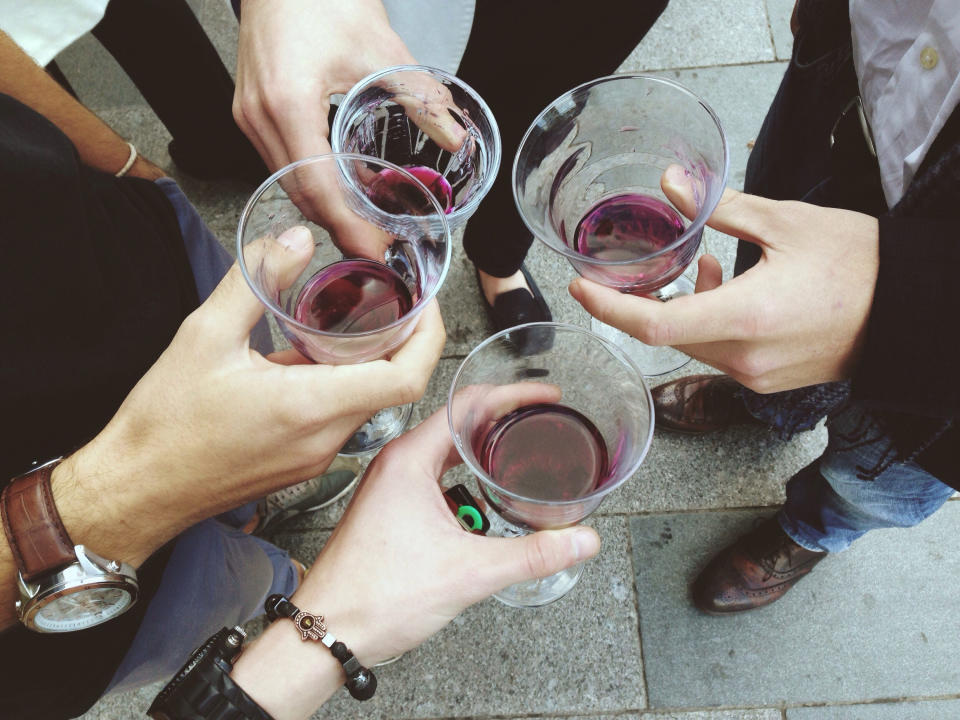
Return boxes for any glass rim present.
[511,73,730,267]
[331,63,502,223]
[447,322,655,509]
[236,152,452,339]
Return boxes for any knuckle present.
[524,534,559,579]
[637,317,674,346]
[179,309,214,340]
[733,348,772,383]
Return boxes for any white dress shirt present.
[851,0,960,206]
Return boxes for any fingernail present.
[570,528,600,561]
[568,279,582,299]
[278,225,313,251]
[663,163,690,187]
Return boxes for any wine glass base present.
[589,274,696,377]
[338,403,414,456]
[493,562,586,608]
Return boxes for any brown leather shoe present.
[652,374,760,434]
[692,517,825,614]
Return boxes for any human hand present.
[230,403,600,719]
[569,164,879,393]
[233,0,465,259]
[59,226,445,565]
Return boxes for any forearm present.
[0,30,162,179]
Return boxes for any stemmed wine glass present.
[331,64,501,231]
[513,74,729,376]
[448,323,654,607]
[238,153,451,455]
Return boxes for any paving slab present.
[630,503,960,709]
[527,712,779,720]
[77,683,159,719]
[647,62,787,192]
[765,0,797,60]
[621,0,775,72]
[787,698,960,720]
[269,517,646,719]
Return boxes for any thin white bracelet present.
[115,142,138,177]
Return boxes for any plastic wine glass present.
[513,74,729,376]
[238,153,451,455]
[448,323,654,607]
[331,64,501,231]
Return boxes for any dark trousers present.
[51,0,262,171]
[459,0,669,277]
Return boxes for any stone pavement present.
[58,0,960,718]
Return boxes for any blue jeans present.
[106,180,298,694]
[776,402,955,553]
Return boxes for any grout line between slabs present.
[624,517,652,712]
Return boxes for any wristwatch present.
[1,458,139,632]
[149,626,274,720]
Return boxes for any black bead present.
[346,668,377,701]
[330,641,349,662]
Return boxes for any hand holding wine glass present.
[569,165,880,394]
[229,403,601,719]
[234,0,468,260]
[57,227,446,572]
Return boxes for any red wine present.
[574,193,685,260]
[478,403,609,502]
[294,259,413,333]
[368,165,453,215]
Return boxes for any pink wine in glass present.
[478,403,609,502]
[574,193,685,260]
[294,258,413,334]
[368,165,454,215]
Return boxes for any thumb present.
[479,526,601,592]
[660,164,775,249]
[204,226,314,343]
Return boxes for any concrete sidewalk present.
[63,1,960,718]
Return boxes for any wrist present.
[127,155,166,181]
[229,616,345,720]
[50,434,174,568]
[230,585,379,719]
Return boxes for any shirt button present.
[920,46,939,70]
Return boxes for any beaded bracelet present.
[263,594,377,701]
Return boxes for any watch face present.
[32,586,134,632]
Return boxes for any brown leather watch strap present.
[1,462,77,582]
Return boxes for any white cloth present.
[382,0,474,74]
[0,0,109,66]
[850,0,960,205]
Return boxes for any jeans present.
[739,0,954,552]
[777,403,955,553]
[106,180,298,694]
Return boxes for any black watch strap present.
[148,627,274,720]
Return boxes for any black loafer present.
[168,139,269,186]
[478,264,554,354]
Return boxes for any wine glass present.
[238,153,451,455]
[513,74,729,376]
[448,323,654,607]
[331,64,501,231]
